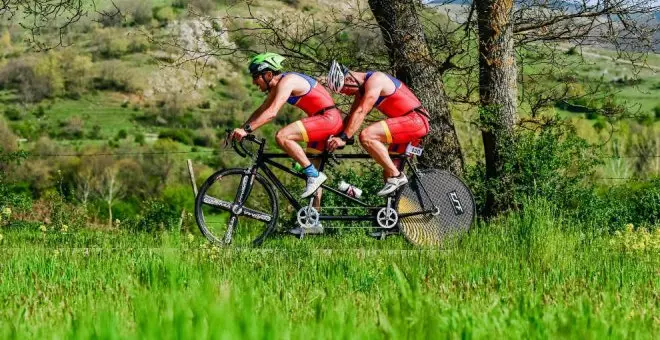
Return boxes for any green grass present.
[0,200,658,338]
[46,93,140,137]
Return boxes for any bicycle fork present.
[224,166,257,244]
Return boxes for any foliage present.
[154,7,176,24]
[466,117,603,217]
[93,61,141,92]
[0,59,55,102]
[97,29,130,58]
[128,199,180,232]
[159,128,195,145]
[0,148,30,216]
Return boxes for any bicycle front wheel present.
[195,168,278,247]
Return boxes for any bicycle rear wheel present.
[195,168,278,246]
[397,169,474,246]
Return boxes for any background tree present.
[367,0,464,175]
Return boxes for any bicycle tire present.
[195,168,279,246]
[396,169,475,246]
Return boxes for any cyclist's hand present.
[327,136,346,152]
[231,128,248,142]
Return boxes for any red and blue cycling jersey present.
[282,72,343,152]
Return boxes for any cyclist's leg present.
[275,123,312,167]
[359,122,399,178]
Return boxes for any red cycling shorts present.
[380,111,430,154]
[295,108,344,153]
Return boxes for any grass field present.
[1,201,658,339]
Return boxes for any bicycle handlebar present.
[224,129,265,158]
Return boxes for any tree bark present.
[476,0,518,216]
[367,0,464,175]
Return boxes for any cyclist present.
[230,53,344,234]
[325,61,430,196]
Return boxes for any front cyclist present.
[325,61,430,196]
[230,53,344,234]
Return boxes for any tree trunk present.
[476,0,519,216]
[367,0,464,175]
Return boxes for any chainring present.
[397,169,475,246]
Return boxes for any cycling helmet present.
[248,53,286,75]
[327,60,347,93]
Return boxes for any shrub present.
[593,118,607,132]
[159,128,194,145]
[0,59,54,102]
[4,107,22,121]
[128,34,150,53]
[32,105,46,119]
[59,116,85,139]
[93,61,140,92]
[654,105,660,120]
[466,117,603,217]
[116,129,128,140]
[565,46,578,55]
[134,132,146,145]
[98,30,130,58]
[127,199,180,232]
[0,118,18,152]
[88,125,103,139]
[59,51,93,96]
[154,6,175,24]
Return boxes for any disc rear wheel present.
[195,168,278,247]
[397,169,474,246]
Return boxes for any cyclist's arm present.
[342,84,381,138]
[246,79,295,131]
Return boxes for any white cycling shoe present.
[301,172,327,198]
[377,173,408,196]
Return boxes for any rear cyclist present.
[230,53,344,234]
[325,61,430,196]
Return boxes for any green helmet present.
[248,52,285,75]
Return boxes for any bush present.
[127,199,180,232]
[93,61,140,92]
[128,34,150,53]
[4,107,22,121]
[59,51,93,96]
[579,180,660,230]
[116,129,128,140]
[154,6,176,23]
[32,105,46,119]
[159,129,194,145]
[0,59,55,102]
[59,116,85,139]
[98,30,130,58]
[654,105,660,120]
[88,125,103,139]
[466,117,603,217]
[134,132,146,145]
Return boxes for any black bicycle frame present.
[235,136,436,222]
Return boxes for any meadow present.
[1,201,658,339]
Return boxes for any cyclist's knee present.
[359,129,373,147]
[275,129,288,147]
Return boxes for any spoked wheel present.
[195,168,278,247]
[397,169,475,246]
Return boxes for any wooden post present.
[187,159,198,197]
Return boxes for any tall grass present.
[0,200,658,339]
